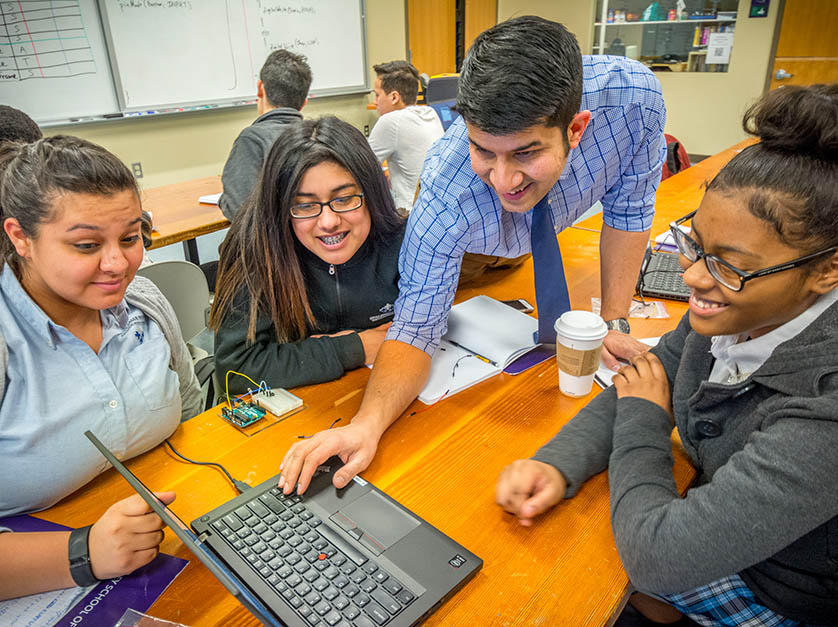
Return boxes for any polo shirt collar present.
[2,266,56,347]
[0,266,130,349]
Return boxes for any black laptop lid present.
[84,430,283,627]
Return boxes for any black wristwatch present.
[604,318,631,334]
[68,525,100,587]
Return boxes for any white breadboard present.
[250,388,303,417]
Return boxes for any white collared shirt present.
[0,267,181,517]
[709,289,838,384]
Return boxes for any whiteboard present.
[0,0,119,123]
[99,0,368,112]
[0,0,367,124]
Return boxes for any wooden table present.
[141,176,228,264]
[36,141,751,626]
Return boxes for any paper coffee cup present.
[554,311,608,397]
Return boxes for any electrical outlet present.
[131,162,143,178]
[363,125,369,137]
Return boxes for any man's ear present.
[256,80,265,99]
[3,218,32,259]
[567,110,592,150]
[389,90,402,107]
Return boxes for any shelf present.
[595,19,735,26]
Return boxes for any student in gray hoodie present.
[496,84,838,626]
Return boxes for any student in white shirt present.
[368,61,444,212]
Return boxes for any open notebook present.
[419,295,539,404]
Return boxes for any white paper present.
[443,295,538,366]
[0,585,92,627]
[418,295,539,404]
[590,298,670,320]
[706,33,733,64]
[593,337,661,389]
[198,192,222,205]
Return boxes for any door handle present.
[774,68,794,80]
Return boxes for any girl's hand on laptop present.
[495,460,566,526]
[88,491,175,579]
[279,422,381,495]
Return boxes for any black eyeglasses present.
[669,210,837,292]
[290,193,364,219]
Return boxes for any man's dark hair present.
[457,16,583,137]
[373,61,421,106]
[259,49,313,110]
[0,105,42,144]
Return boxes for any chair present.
[425,74,458,103]
[136,260,216,411]
[661,133,691,180]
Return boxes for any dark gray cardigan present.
[534,305,838,625]
[219,107,303,220]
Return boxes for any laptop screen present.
[84,430,282,627]
[429,100,459,130]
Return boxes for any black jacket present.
[219,107,304,220]
[215,228,404,394]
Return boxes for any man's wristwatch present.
[604,318,631,334]
[68,525,100,587]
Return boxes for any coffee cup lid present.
[553,311,608,341]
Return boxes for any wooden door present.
[407,0,456,77]
[769,0,838,89]
[464,0,497,55]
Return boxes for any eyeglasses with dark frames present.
[290,193,365,219]
[669,210,837,292]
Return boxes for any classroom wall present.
[44,0,407,190]
[656,0,779,156]
[497,0,595,55]
[48,0,777,189]
[497,0,779,156]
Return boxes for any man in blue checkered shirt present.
[279,16,667,495]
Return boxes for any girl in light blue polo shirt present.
[0,136,201,599]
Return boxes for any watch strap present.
[68,524,99,587]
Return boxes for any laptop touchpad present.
[331,492,419,555]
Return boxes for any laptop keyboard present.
[639,252,690,301]
[211,487,418,627]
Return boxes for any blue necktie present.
[531,196,571,344]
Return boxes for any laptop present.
[85,431,482,627]
[428,100,460,131]
[636,248,690,302]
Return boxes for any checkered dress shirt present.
[390,55,667,354]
